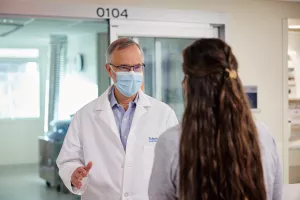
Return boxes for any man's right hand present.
[71,161,93,189]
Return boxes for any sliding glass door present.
[110,20,219,119]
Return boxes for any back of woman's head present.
[180,38,266,200]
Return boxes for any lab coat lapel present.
[93,86,120,142]
[131,90,152,129]
[93,88,152,150]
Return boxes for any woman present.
[148,38,282,200]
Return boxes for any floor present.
[0,164,77,200]
[0,164,299,200]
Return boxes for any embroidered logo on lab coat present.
[148,137,158,143]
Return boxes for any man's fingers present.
[84,161,93,172]
[76,173,83,180]
[71,179,82,189]
[77,167,85,173]
[76,167,88,178]
[71,164,90,189]
[73,172,80,179]
[81,170,88,177]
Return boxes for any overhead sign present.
[96,7,128,18]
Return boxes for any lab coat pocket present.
[143,145,155,180]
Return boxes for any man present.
[56,38,178,200]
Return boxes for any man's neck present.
[114,88,137,110]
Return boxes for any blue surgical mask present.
[113,70,143,97]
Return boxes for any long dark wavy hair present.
[180,38,266,200]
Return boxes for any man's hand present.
[71,161,93,189]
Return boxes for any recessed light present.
[289,25,300,29]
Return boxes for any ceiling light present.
[289,25,300,29]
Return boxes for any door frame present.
[1,1,228,44]
[282,18,290,184]
[109,19,222,42]
[109,19,222,100]
[0,1,228,25]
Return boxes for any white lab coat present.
[56,86,179,200]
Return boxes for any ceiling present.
[0,17,108,45]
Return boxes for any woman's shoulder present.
[159,124,181,142]
[255,122,279,170]
[156,124,181,153]
[255,122,277,150]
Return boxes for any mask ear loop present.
[109,65,118,86]
[110,65,117,74]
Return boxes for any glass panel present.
[0,15,109,200]
[159,38,195,120]
[125,37,195,120]
[0,48,39,58]
[0,61,40,118]
[138,38,156,97]
[55,24,108,120]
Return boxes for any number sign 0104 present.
[97,8,128,18]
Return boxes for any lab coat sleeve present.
[56,112,88,195]
[166,110,179,129]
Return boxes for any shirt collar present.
[109,86,139,108]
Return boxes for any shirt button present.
[124,192,129,197]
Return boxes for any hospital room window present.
[0,48,40,119]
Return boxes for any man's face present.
[106,45,144,83]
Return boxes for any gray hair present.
[106,38,144,63]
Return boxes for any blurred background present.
[0,17,108,200]
[1,0,300,199]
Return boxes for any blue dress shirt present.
[109,87,138,151]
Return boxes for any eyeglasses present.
[109,63,145,72]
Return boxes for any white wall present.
[288,31,300,98]
[67,34,99,84]
[0,119,44,165]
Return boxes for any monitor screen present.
[244,86,257,109]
